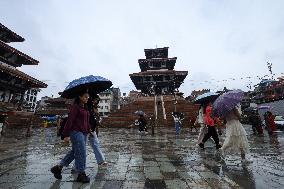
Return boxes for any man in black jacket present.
[138,114,148,133]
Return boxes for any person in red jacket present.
[198,102,222,150]
[266,111,276,134]
[50,90,91,183]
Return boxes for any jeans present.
[59,131,87,173]
[72,132,105,170]
[175,122,181,135]
[89,132,105,164]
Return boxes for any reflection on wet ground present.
[0,126,283,189]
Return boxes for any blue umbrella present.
[194,92,219,104]
[213,89,244,117]
[258,105,271,110]
[61,75,112,99]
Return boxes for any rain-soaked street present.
[0,126,283,189]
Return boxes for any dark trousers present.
[139,125,147,132]
[202,126,219,145]
[252,125,257,134]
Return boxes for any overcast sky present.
[1,0,284,98]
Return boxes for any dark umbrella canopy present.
[194,92,219,105]
[213,89,244,117]
[243,107,257,112]
[134,110,145,116]
[61,75,112,99]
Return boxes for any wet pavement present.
[0,125,283,189]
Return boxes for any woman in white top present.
[172,112,183,135]
[196,105,206,144]
[221,104,251,163]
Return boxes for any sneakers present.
[51,165,90,183]
[76,172,90,183]
[198,143,204,149]
[50,165,63,179]
[98,161,108,166]
[216,144,222,149]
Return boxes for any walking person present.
[71,96,107,172]
[50,90,90,183]
[220,104,251,163]
[265,111,276,135]
[172,112,183,135]
[198,103,222,150]
[196,105,207,144]
[138,114,148,133]
[249,111,263,135]
[87,96,107,165]
[58,115,68,140]
[190,117,198,132]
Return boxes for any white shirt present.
[197,107,204,124]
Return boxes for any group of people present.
[50,90,279,183]
[264,111,277,135]
[196,102,251,163]
[248,110,277,136]
[248,111,263,135]
[50,91,106,183]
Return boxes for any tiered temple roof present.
[0,23,25,43]
[144,47,169,59]
[138,57,177,72]
[0,63,47,89]
[0,22,47,111]
[130,47,188,95]
[0,40,39,67]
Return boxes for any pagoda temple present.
[0,23,47,129]
[130,47,187,95]
[102,47,199,128]
[0,23,47,112]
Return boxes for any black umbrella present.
[243,107,257,112]
[61,75,112,99]
[134,110,145,116]
[194,92,219,105]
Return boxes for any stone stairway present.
[102,95,199,128]
[101,96,155,127]
[155,96,166,127]
[163,95,199,127]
